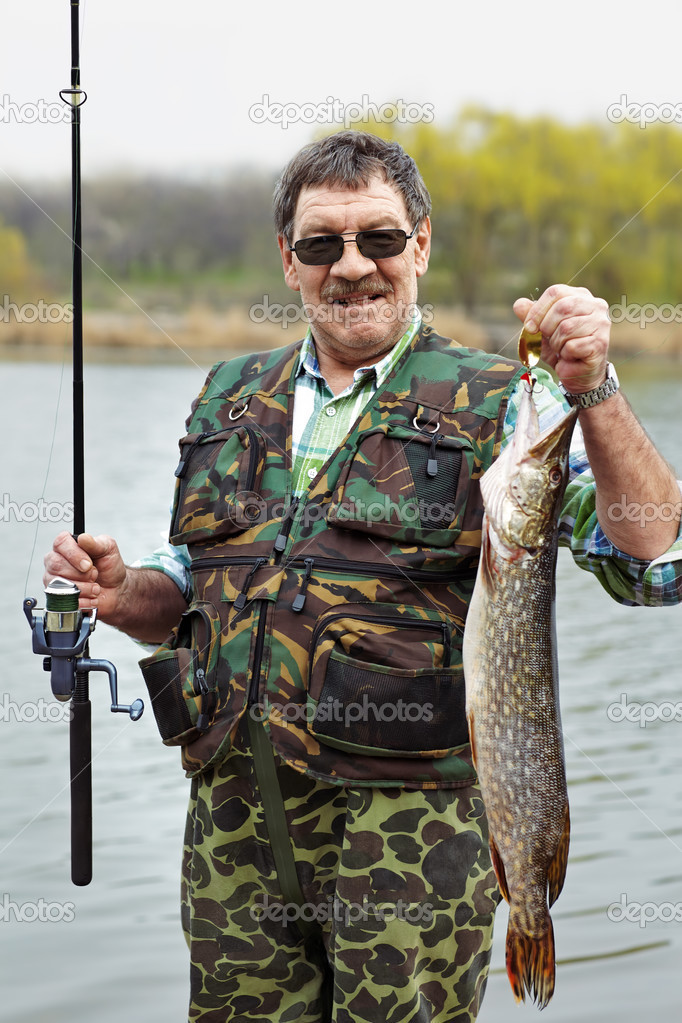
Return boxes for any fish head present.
[481,381,578,554]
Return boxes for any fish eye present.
[549,467,563,486]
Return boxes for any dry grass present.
[2,305,681,360]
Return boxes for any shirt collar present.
[296,310,422,391]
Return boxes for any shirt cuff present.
[132,536,193,604]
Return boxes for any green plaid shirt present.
[137,318,682,608]
[291,319,420,495]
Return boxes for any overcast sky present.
[1,0,681,185]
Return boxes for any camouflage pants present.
[181,723,499,1023]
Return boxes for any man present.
[45,131,682,1022]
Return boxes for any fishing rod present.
[23,0,144,887]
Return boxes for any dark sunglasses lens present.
[294,235,344,265]
[356,229,408,259]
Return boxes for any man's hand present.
[44,532,128,619]
[514,284,611,394]
[43,532,187,643]
[513,283,680,560]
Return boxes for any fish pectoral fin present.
[467,713,478,771]
[547,803,570,907]
[506,910,555,1009]
[489,830,511,904]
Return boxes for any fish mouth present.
[527,406,579,465]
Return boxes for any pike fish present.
[462,378,578,1009]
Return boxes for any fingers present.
[513,297,533,323]
[513,285,611,390]
[43,532,123,606]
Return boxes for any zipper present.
[310,610,452,669]
[234,556,268,610]
[190,553,473,584]
[273,496,300,559]
[248,605,269,707]
[291,557,314,613]
[175,431,212,478]
[190,554,475,593]
[190,555,263,574]
[287,555,470,584]
[193,667,212,732]
[427,433,445,478]
[175,424,261,494]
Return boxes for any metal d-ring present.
[412,415,440,434]
[229,401,249,420]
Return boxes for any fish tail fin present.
[506,911,555,1009]
[488,830,510,903]
[548,803,570,906]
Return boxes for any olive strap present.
[246,713,333,1020]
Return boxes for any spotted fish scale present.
[462,378,578,1008]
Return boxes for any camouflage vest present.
[140,324,523,788]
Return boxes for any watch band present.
[558,363,620,408]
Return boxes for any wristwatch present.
[558,362,620,408]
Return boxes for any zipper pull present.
[234,557,267,611]
[441,623,451,668]
[175,431,213,478]
[292,558,314,613]
[273,497,299,555]
[427,433,444,478]
[193,667,212,732]
[193,666,209,697]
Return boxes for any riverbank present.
[1,305,681,360]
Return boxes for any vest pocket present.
[326,425,473,547]
[169,425,266,544]
[139,601,220,746]
[306,603,468,757]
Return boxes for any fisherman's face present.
[278,174,431,367]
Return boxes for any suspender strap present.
[247,713,333,1021]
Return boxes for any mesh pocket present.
[140,648,203,745]
[139,603,220,747]
[310,654,469,755]
[404,440,462,529]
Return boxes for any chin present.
[327,320,405,354]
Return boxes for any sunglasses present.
[287,224,420,266]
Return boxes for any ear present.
[277,234,301,293]
[414,216,431,278]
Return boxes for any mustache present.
[320,277,393,302]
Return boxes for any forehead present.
[293,173,409,234]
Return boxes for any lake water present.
[1,350,681,1022]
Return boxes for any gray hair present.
[273,130,432,240]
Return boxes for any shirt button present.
[307,468,317,480]
[326,406,337,417]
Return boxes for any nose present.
[330,239,377,280]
